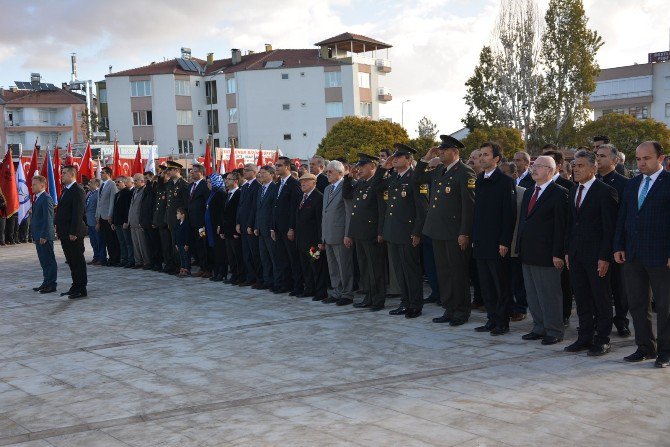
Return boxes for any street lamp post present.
[401,99,411,130]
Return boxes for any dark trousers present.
[115,226,134,265]
[433,238,471,322]
[35,240,58,286]
[87,225,105,262]
[160,226,177,270]
[61,237,87,292]
[510,257,527,313]
[570,254,613,345]
[5,215,17,243]
[624,258,670,356]
[477,256,512,328]
[422,235,440,300]
[388,241,423,310]
[146,227,162,266]
[225,236,244,282]
[19,217,30,242]
[610,262,630,330]
[212,237,228,278]
[258,234,276,287]
[241,232,261,283]
[192,229,210,271]
[561,268,573,319]
[168,225,181,269]
[354,238,386,307]
[276,231,303,292]
[469,258,483,305]
[100,219,119,264]
[177,245,190,270]
[0,217,5,243]
[298,244,327,298]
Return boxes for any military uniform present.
[164,163,190,272]
[343,154,386,309]
[378,144,429,317]
[415,136,475,324]
[152,177,174,272]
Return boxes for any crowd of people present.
[12,133,670,369]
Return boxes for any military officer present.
[415,135,476,326]
[343,153,387,311]
[152,166,174,273]
[165,161,190,274]
[378,143,428,318]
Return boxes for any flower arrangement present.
[308,246,321,261]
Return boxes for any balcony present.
[4,120,73,129]
[376,59,391,73]
[378,87,392,102]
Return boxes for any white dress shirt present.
[638,167,663,200]
[575,176,596,206]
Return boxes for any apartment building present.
[0,74,87,154]
[105,32,392,159]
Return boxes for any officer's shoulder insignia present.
[419,184,429,195]
[467,178,476,189]
[383,190,389,201]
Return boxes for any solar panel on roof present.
[176,58,202,73]
[264,60,284,68]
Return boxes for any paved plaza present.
[0,242,669,446]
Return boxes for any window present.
[76,110,83,120]
[282,104,290,110]
[228,107,238,123]
[205,80,217,104]
[303,132,307,137]
[358,72,371,89]
[175,80,190,96]
[281,73,289,80]
[325,102,343,118]
[213,138,220,148]
[324,71,341,88]
[131,80,151,97]
[176,110,192,125]
[226,78,236,94]
[98,89,107,103]
[207,109,219,133]
[360,102,372,117]
[132,110,152,126]
[178,139,193,154]
[283,134,292,140]
[38,109,51,123]
[100,117,109,130]
[666,103,670,117]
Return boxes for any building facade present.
[105,32,392,159]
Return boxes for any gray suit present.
[321,180,354,300]
[96,179,120,264]
[128,187,150,266]
[96,179,117,220]
[85,190,99,227]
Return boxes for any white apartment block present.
[590,52,670,127]
[105,32,392,159]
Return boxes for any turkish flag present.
[204,140,212,176]
[27,140,39,198]
[257,146,264,167]
[78,142,94,182]
[112,139,122,178]
[0,150,19,218]
[53,145,62,198]
[227,141,237,172]
[132,144,143,175]
[65,141,74,165]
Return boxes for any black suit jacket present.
[208,189,226,235]
[518,181,568,267]
[255,182,278,237]
[55,182,86,240]
[187,180,209,229]
[316,173,329,194]
[272,176,302,232]
[600,170,628,199]
[554,175,574,191]
[112,188,132,226]
[236,179,260,230]
[296,189,323,249]
[472,168,517,259]
[222,189,241,237]
[566,179,618,262]
[517,171,535,190]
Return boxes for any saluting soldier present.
[343,153,387,311]
[153,166,174,273]
[165,161,190,274]
[415,135,476,326]
[377,143,428,319]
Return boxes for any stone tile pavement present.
[0,242,668,446]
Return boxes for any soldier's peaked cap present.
[438,135,465,149]
[392,143,417,156]
[166,160,183,169]
[355,153,379,166]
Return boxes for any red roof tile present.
[315,32,391,49]
[0,88,86,105]
[107,58,208,78]
[205,49,346,75]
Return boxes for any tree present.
[408,137,438,159]
[460,127,525,160]
[576,113,670,161]
[463,46,501,130]
[317,116,409,162]
[417,116,438,140]
[535,0,603,147]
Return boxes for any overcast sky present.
[1,0,669,139]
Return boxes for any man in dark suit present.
[254,165,279,290]
[112,177,133,267]
[596,144,631,336]
[310,155,330,194]
[377,144,428,319]
[272,156,303,295]
[518,155,568,345]
[564,150,619,356]
[415,135,476,326]
[343,153,387,311]
[187,164,210,278]
[222,172,244,284]
[593,135,631,178]
[295,173,327,300]
[514,151,535,190]
[55,166,87,299]
[614,141,670,367]
[31,175,57,294]
[237,164,262,287]
[472,142,516,335]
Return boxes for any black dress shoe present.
[449,319,467,327]
[389,306,407,316]
[564,341,592,352]
[475,322,494,333]
[423,296,438,304]
[39,285,57,294]
[33,285,46,292]
[209,275,223,282]
[311,296,323,301]
[369,305,385,312]
[624,349,656,363]
[335,298,352,306]
[587,344,611,357]
[353,302,372,308]
[273,287,289,294]
[541,335,563,345]
[298,292,315,298]
[405,308,422,319]
[432,314,451,323]
[68,291,88,299]
[60,290,74,297]
[655,353,670,368]
[617,327,632,337]
[522,332,543,341]
[322,297,336,304]
[490,326,509,336]
[288,290,303,297]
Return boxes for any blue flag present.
[45,151,58,206]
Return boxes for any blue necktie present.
[638,176,651,210]
[261,185,267,200]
